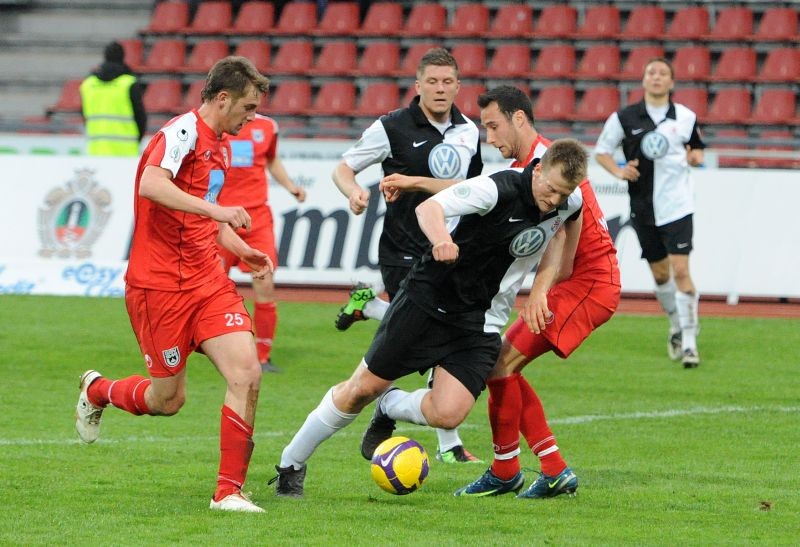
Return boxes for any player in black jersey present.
[272,139,586,497]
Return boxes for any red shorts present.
[218,205,278,273]
[506,278,620,360]
[125,274,253,377]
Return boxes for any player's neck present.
[644,93,670,107]
[515,129,539,163]
[197,103,224,137]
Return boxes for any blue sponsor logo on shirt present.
[205,169,225,203]
[230,140,255,167]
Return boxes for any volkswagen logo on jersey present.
[428,143,461,179]
[509,226,546,258]
[640,131,669,160]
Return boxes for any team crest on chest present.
[221,146,229,168]
[640,132,669,160]
[428,143,461,179]
[509,226,546,257]
[162,346,181,368]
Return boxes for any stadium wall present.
[1,153,797,301]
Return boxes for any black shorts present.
[631,214,693,262]
[380,264,411,301]
[364,291,501,399]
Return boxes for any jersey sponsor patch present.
[509,226,546,257]
[162,346,181,368]
[428,143,462,179]
[230,140,255,167]
[640,131,669,160]
[204,169,225,203]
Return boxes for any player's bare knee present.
[150,393,185,416]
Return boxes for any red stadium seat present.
[748,89,798,125]
[312,118,352,139]
[621,6,665,40]
[706,88,751,124]
[354,82,401,117]
[308,41,357,76]
[359,2,403,37]
[272,2,317,36]
[352,41,400,77]
[270,40,313,75]
[575,5,620,39]
[749,7,798,42]
[751,129,800,169]
[572,87,619,122]
[534,5,576,38]
[671,46,711,82]
[665,7,708,41]
[485,44,532,79]
[454,83,486,120]
[671,88,709,118]
[183,1,231,34]
[710,47,756,82]
[119,39,143,71]
[177,79,206,113]
[230,1,274,35]
[180,40,228,74]
[395,42,439,77]
[533,86,575,121]
[625,87,644,105]
[139,39,186,74]
[309,81,356,116]
[48,79,83,114]
[143,79,183,114]
[756,48,800,83]
[442,3,489,37]
[703,7,753,41]
[533,45,575,80]
[615,46,664,80]
[268,80,312,115]
[143,1,189,35]
[403,4,446,37]
[312,2,360,36]
[451,43,487,78]
[401,85,417,107]
[486,4,532,38]
[714,128,751,168]
[233,40,271,73]
[573,45,620,81]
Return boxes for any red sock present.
[254,301,277,363]
[214,405,254,502]
[518,375,566,477]
[88,375,151,416]
[487,374,523,480]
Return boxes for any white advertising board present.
[1,155,798,300]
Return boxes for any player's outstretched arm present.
[380,174,460,203]
[139,165,252,230]
[268,156,306,202]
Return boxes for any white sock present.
[363,297,389,321]
[280,387,359,470]
[655,279,680,333]
[675,291,699,350]
[436,428,463,452]
[381,388,430,426]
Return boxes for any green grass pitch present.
[1,295,798,545]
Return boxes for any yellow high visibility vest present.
[80,74,140,156]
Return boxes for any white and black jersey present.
[343,96,482,267]
[403,160,583,334]
[595,100,705,227]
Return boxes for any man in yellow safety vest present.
[80,41,147,156]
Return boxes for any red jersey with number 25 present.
[126,110,231,291]
[219,114,278,208]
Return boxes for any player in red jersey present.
[74,57,273,513]
[455,86,621,498]
[219,114,306,372]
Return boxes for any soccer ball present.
[370,436,429,495]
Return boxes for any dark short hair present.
[417,47,459,79]
[201,56,270,102]
[540,138,587,189]
[644,57,674,79]
[104,41,125,63]
[477,85,535,125]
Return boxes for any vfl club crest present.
[428,143,461,179]
[509,226,546,258]
[640,132,669,160]
[38,168,111,258]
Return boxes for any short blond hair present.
[540,139,587,190]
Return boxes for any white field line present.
[1,404,798,447]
